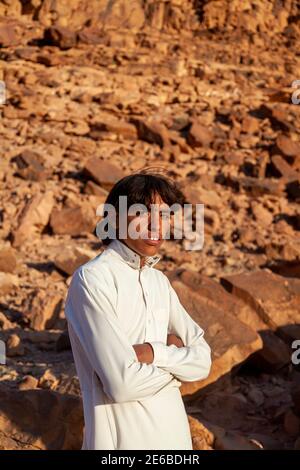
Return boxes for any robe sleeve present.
[147,277,212,382]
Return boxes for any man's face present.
[121,193,171,258]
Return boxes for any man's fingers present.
[167,334,184,348]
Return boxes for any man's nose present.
[148,212,160,233]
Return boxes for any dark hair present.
[100,167,186,245]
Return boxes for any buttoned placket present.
[138,265,154,340]
[109,240,160,340]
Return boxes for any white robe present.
[65,238,212,450]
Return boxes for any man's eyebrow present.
[150,207,172,214]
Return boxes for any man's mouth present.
[142,233,162,246]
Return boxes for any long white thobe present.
[64,238,212,450]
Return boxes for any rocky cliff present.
[0,0,300,450]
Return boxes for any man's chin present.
[131,238,163,257]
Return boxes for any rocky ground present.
[0,0,300,450]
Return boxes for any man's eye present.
[137,210,148,217]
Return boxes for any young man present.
[65,170,212,450]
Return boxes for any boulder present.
[133,118,171,148]
[54,246,96,276]
[12,192,54,248]
[276,135,300,160]
[23,290,63,331]
[0,22,18,47]
[167,270,262,397]
[83,158,125,191]
[18,375,39,391]
[188,415,214,450]
[50,205,95,236]
[12,150,49,182]
[221,269,300,330]
[90,117,137,140]
[187,121,213,148]
[6,333,24,357]
[0,247,17,273]
[0,272,18,295]
[44,26,77,50]
[0,385,83,450]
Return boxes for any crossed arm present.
[133,334,184,364]
[132,276,212,383]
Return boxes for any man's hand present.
[167,333,184,348]
[133,334,184,364]
[133,343,154,364]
